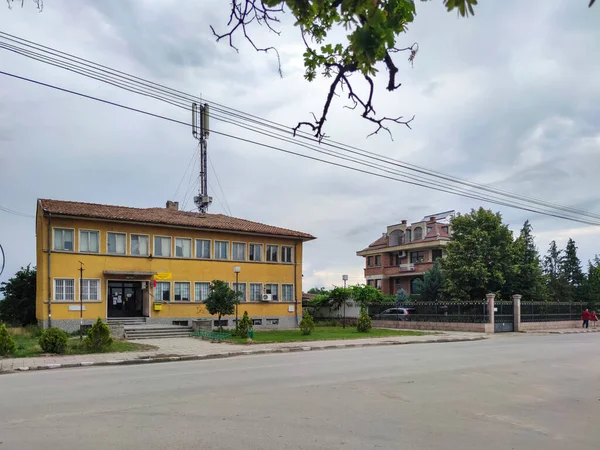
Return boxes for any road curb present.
[0,335,487,375]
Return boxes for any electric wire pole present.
[192,102,212,213]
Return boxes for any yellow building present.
[35,199,315,331]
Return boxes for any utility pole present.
[78,261,84,341]
[192,102,212,213]
[342,274,348,329]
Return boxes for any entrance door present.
[107,281,144,317]
[494,300,514,332]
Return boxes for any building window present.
[107,232,126,254]
[195,239,211,259]
[253,319,263,326]
[410,251,425,264]
[54,278,75,301]
[250,283,263,301]
[174,282,191,301]
[131,234,149,256]
[232,242,246,261]
[215,241,229,260]
[427,226,433,234]
[79,230,99,253]
[282,284,294,302]
[249,244,263,262]
[413,227,423,240]
[410,278,421,294]
[265,283,278,301]
[81,279,100,301]
[367,256,373,267]
[233,282,247,302]
[406,229,412,243]
[432,249,443,261]
[154,281,171,301]
[266,318,279,325]
[266,245,278,262]
[375,255,381,266]
[173,320,189,326]
[282,246,293,263]
[389,230,404,246]
[367,279,374,287]
[53,228,74,251]
[375,279,382,290]
[442,226,449,234]
[194,282,210,302]
[154,236,172,257]
[175,238,192,258]
[214,320,228,327]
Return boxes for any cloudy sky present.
[0,0,599,290]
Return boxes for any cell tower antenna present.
[192,102,212,213]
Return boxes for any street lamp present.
[234,266,241,326]
[342,274,348,328]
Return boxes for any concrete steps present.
[107,317,147,327]
[124,325,193,340]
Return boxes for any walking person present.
[591,311,598,329]
[581,309,591,329]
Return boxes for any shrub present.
[356,307,372,333]
[24,324,42,338]
[84,318,113,352]
[0,323,17,356]
[39,327,69,354]
[236,311,253,339]
[299,312,315,336]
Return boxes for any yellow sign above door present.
[153,272,172,280]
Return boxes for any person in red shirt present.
[591,311,598,329]
[581,309,591,329]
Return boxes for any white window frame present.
[130,233,150,256]
[250,283,263,302]
[195,239,211,259]
[281,246,293,264]
[214,240,229,260]
[265,283,279,301]
[154,281,171,302]
[282,284,294,302]
[78,229,100,253]
[175,237,193,258]
[52,227,75,252]
[266,245,279,263]
[232,242,246,261]
[233,281,247,302]
[153,235,172,258]
[107,232,127,255]
[81,278,101,301]
[194,281,210,302]
[249,243,263,262]
[53,278,76,301]
[174,281,192,302]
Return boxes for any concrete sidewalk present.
[523,327,600,334]
[0,332,485,374]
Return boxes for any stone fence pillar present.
[512,294,522,332]
[486,293,496,330]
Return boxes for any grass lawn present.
[7,328,156,358]
[231,326,427,344]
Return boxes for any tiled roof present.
[39,199,315,240]
[368,235,388,248]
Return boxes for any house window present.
[215,241,229,260]
[54,278,75,301]
[389,230,404,246]
[195,239,211,259]
[249,244,263,262]
[432,249,443,261]
[442,226,449,234]
[214,320,228,327]
[174,282,191,301]
[413,227,423,240]
[375,279,382,290]
[131,234,149,256]
[410,278,421,294]
[194,282,210,302]
[266,318,279,325]
[375,255,381,266]
[79,230,99,253]
[232,242,246,261]
[427,226,433,234]
[53,228,74,251]
[250,283,263,301]
[282,284,294,302]
[81,279,100,301]
[233,282,247,302]
[282,246,293,263]
[253,319,263,326]
[107,232,126,254]
[154,281,171,301]
[410,251,425,264]
[367,279,374,287]
[175,238,192,258]
[154,236,172,257]
[265,283,278,301]
[367,256,373,267]
[266,245,278,262]
[406,229,412,243]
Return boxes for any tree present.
[512,220,545,301]
[441,208,515,301]
[413,261,444,302]
[543,241,569,302]
[582,256,600,310]
[204,280,241,330]
[395,288,410,305]
[307,287,329,295]
[327,286,352,310]
[0,265,37,326]
[561,238,584,300]
[351,284,383,306]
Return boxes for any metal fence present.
[520,302,585,322]
[368,301,489,323]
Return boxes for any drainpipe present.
[47,212,52,328]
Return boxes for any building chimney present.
[401,220,407,225]
[430,216,436,223]
[382,232,386,238]
[166,200,179,211]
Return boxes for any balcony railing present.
[399,263,415,271]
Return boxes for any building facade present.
[35,199,315,331]
[356,211,454,296]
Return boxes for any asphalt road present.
[1,334,599,450]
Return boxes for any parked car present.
[373,307,415,321]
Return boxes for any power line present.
[0,205,34,218]
[172,144,200,201]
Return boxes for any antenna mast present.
[192,102,212,213]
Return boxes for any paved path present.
[1,333,598,449]
[523,327,599,334]
[0,331,483,373]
